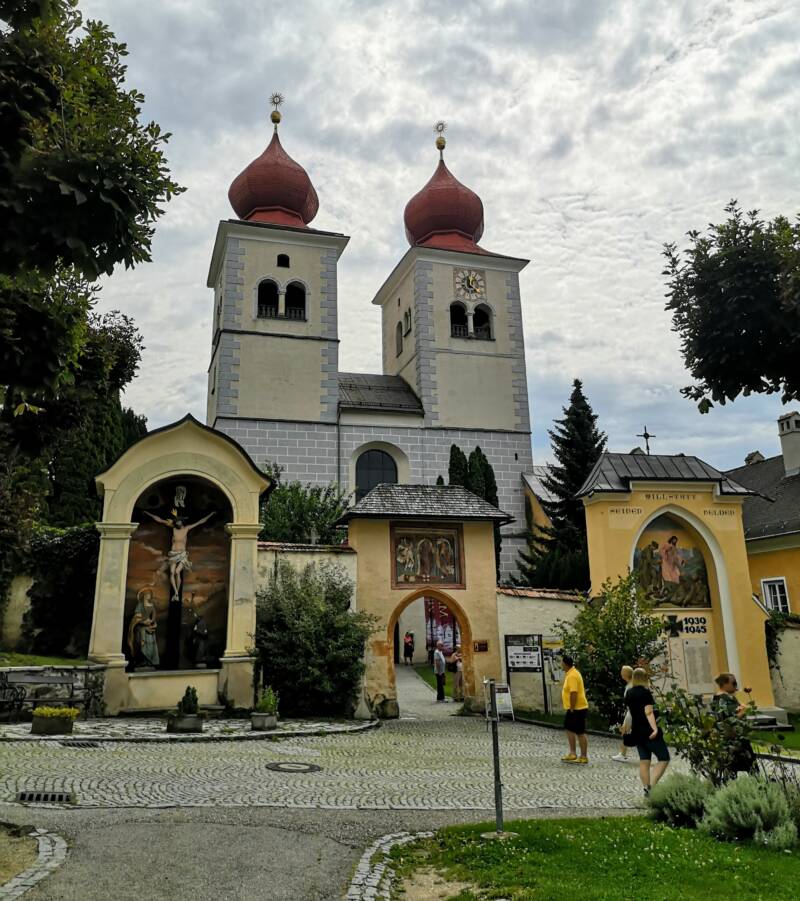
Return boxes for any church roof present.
[522,466,558,504]
[337,484,513,524]
[338,373,423,414]
[725,455,799,540]
[576,452,754,499]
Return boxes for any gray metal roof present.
[337,484,513,524]
[337,372,423,414]
[576,452,754,498]
[522,466,558,504]
[725,455,797,540]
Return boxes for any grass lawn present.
[0,825,38,884]
[0,652,89,667]
[515,706,610,732]
[413,663,454,699]
[390,816,800,900]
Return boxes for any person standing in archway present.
[450,644,464,701]
[403,631,415,666]
[561,655,589,764]
[433,640,447,702]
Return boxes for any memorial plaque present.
[473,640,489,653]
[684,639,714,694]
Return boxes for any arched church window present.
[257,280,279,319]
[450,302,468,338]
[356,449,398,501]
[474,304,492,340]
[277,253,290,268]
[396,321,403,356]
[285,282,306,320]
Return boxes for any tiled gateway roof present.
[576,452,754,499]
[337,484,513,524]
[725,455,799,540]
[338,372,423,414]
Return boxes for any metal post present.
[488,679,504,835]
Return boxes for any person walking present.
[611,665,635,762]
[403,631,415,666]
[625,667,670,797]
[433,640,447,702]
[561,655,589,764]
[450,645,464,701]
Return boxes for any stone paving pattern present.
[0,829,67,899]
[0,668,678,812]
[0,717,377,743]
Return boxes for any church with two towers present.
[205,107,534,576]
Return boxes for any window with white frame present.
[762,578,790,613]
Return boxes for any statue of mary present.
[127,588,160,669]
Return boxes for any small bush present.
[32,706,80,719]
[647,773,713,828]
[701,775,796,848]
[254,685,279,715]
[175,686,199,716]
[755,821,798,851]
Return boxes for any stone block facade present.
[216,416,532,578]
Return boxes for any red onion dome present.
[228,131,319,227]
[404,157,484,252]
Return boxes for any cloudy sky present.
[83,0,799,470]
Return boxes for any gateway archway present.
[388,588,474,714]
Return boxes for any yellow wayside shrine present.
[578,452,783,720]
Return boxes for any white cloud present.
[82,0,799,471]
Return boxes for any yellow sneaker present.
[576,757,589,764]
[561,753,578,762]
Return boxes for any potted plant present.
[31,706,80,736]
[251,685,279,731]
[166,686,203,734]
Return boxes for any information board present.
[494,682,514,718]
[504,634,543,672]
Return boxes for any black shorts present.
[564,709,588,735]
[636,735,670,762]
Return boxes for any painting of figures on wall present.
[392,524,464,588]
[633,514,711,608]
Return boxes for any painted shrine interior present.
[634,513,711,608]
[392,523,464,589]
[124,476,231,672]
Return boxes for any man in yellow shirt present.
[561,655,589,764]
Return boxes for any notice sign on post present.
[504,634,543,672]
[494,682,514,719]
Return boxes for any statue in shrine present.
[127,588,160,669]
[192,614,210,668]
[143,509,215,601]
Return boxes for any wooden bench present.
[0,670,97,722]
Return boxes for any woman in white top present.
[612,665,635,762]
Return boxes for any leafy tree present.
[0,2,184,278]
[517,379,606,589]
[260,482,350,545]
[553,573,666,726]
[435,474,444,485]
[448,444,468,487]
[254,561,376,716]
[664,201,800,412]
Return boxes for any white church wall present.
[257,543,358,606]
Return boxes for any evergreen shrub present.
[647,773,713,828]
[700,775,797,849]
[254,561,375,717]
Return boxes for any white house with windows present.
[205,112,533,575]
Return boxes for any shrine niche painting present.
[124,475,232,671]
[392,524,464,589]
[634,514,711,608]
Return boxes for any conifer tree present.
[467,448,487,500]
[448,445,468,487]
[517,379,606,589]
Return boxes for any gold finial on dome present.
[434,120,447,157]
[270,92,284,130]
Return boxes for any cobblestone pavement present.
[0,711,671,812]
[0,717,376,743]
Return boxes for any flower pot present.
[166,714,203,734]
[251,712,277,731]
[31,716,74,736]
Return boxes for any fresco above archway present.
[633,513,711,608]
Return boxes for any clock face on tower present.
[453,268,486,300]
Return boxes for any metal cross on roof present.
[637,426,656,455]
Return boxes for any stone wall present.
[1,574,32,650]
[1,664,107,717]
[771,623,800,712]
